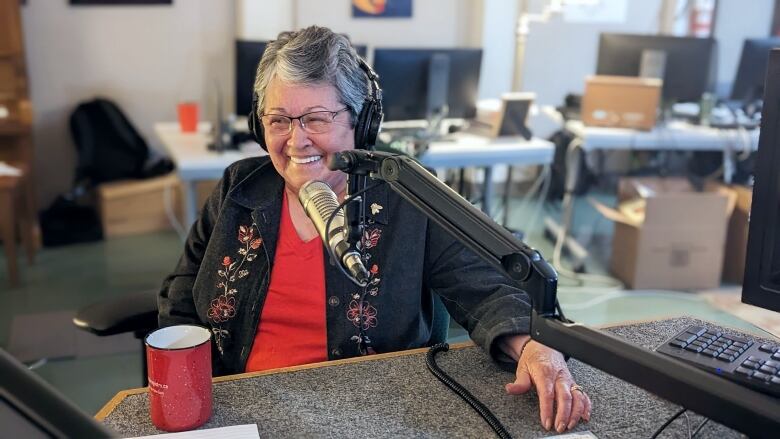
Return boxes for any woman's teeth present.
[290,155,322,164]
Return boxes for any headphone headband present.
[248,56,384,151]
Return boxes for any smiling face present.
[263,76,355,196]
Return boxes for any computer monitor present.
[372,48,482,121]
[742,48,780,313]
[0,348,116,438]
[235,40,268,118]
[731,38,780,102]
[596,33,717,103]
[235,40,369,118]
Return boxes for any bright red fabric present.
[245,192,327,372]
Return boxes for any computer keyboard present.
[656,325,780,398]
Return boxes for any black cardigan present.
[158,156,533,375]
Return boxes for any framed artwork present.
[352,0,412,18]
[70,0,172,5]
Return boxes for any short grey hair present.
[253,26,368,125]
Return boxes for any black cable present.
[324,181,384,287]
[691,418,709,438]
[426,343,512,439]
[651,408,687,439]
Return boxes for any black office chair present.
[72,290,158,385]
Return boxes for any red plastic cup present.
[145,325,212,432]
[177,102,199,133]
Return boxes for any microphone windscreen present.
[298,180,344,244]
[326,152,351,171]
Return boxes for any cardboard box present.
[591,177,734,290]
[720,184,752,284]
[582,75,662,130]
[98,174,182,237]
[97,175,219,238]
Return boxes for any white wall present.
[713,0,774,97]
[293,0,482,49]
[21,0,234,207]
[479,0,519,100]
[521,0,665,106]
[236,0,293,40]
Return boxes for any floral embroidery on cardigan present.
[349,227,383,354]
[208,223,262,354]
[347,300,378,330]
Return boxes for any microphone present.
[298,180,370,286]
[327,150,381,175]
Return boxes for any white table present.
[155,123,554,225]
[564,119,759,183]
[419,132,554,217]
[154,122,265,226]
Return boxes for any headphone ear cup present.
[354,99,380,150]
[353,103,369,150]
[249,95,267,150]
[364,102,381,148]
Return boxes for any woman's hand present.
[500,335,592,432]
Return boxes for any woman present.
[159,26,591,433]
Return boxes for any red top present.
[245,192,328,372]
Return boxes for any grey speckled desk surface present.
[101,317,772,438]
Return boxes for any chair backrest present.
[429,294,450,345]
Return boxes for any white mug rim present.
[145,324,211,351]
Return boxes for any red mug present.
[177,102,199,133]
[145,325,212,432]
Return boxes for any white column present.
[478,0,519,99]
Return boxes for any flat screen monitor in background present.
[731,38,780,102]
[235,40,268,118]
[372,48,483,121]
[0,348,116,438]
[742,48,780,314]
[235,41,369,118]
[596,33,717,103]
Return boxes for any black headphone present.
[248,58,383,151]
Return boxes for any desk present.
[564,119,759,183]
[154,123,264,227]
[155,123,554,225]
[98,317,758,438]
[419,133,554,217]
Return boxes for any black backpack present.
[39,98,173,247]
[69,98,150,186]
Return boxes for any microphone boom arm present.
[328,149,780,435]
[374,153,558,316]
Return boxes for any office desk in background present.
[97,316,764,438]
[154,123,264,227]
[563,119,760,184]
[154,123,554,225]
[420,132,554,217]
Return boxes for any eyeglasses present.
[260,107,350,135]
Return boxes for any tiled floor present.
[0,191,776,417]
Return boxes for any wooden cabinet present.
[0,0,24,57]
[0,0,35,210]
